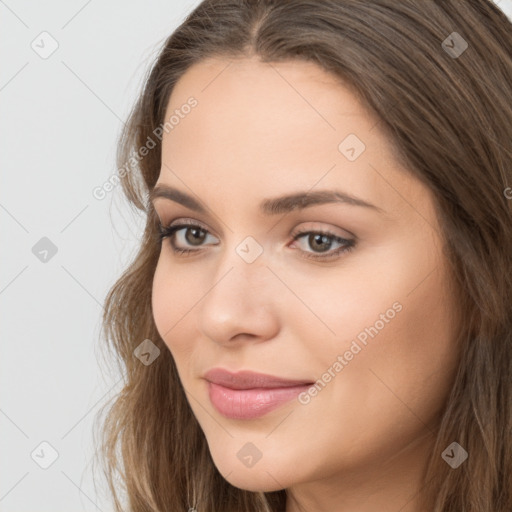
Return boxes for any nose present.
[196,250,281,346]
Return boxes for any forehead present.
[158,56,425,220]
[165,56,377,140]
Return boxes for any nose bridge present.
[212,229,270,288]
[196,236,281,343]
[207,238,271,310]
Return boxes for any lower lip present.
[207,381,311,419]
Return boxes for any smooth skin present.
[151,56,462,512]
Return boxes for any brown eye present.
[158,221,355,262]
[184,226,208,246]
[157,222,219,254]
[307,233,334,253]
[290,229,356,261]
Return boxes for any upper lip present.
[203,368,314,390]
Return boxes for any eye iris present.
[185,227,207,246]
[309,233,332,252]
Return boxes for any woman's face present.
[151,56,461,498]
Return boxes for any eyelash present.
[156,220,355,261]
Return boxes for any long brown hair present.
[93,1,512,510]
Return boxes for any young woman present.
[95,1,512,511]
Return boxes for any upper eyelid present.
[163,219,355,243]
[166,218,218,237]
[154,202,359,238]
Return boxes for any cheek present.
[323,254,458,429]
[151,256,198,363]
[280,256,459,477]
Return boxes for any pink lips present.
[203,368,314,420]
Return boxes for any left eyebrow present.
[149,184,384,215]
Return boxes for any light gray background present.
[1,1,511,510]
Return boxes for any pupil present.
[186,227,206,246]
[310,233,331,252]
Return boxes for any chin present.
[207,447,291,491]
